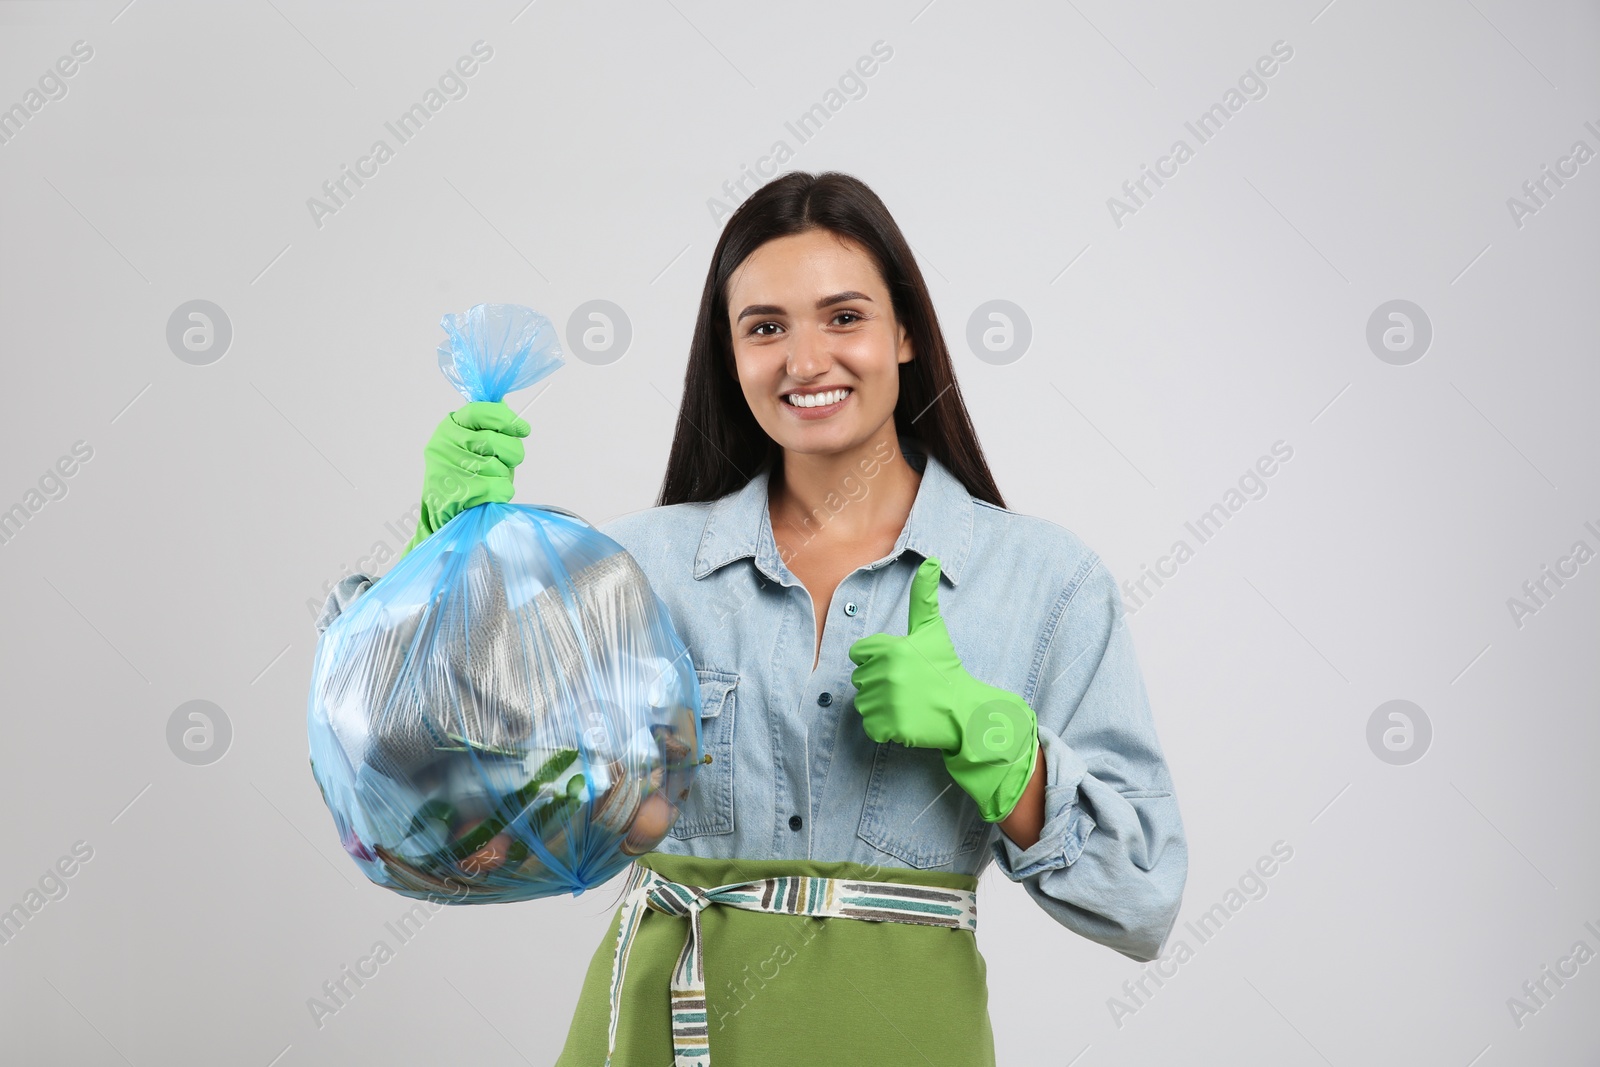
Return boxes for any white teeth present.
[785,388,851,408]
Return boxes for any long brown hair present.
[655,170,1006,510]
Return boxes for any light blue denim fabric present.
[316,436,1188,961]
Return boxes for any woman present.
[319,171,1187,1064]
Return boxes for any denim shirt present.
[316,438,1188,962]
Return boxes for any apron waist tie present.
[603,860,980,1067]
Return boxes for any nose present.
[785,325,832,381]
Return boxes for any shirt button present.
[789,814,803,831]
[817,692,832,707]
[843,602,858,616]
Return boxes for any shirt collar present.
[693,434,975,587]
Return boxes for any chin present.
[767,419,873,458]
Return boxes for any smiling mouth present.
[783,387,853,408]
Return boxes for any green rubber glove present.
[847,556,1041,823]
[403,401,531,556]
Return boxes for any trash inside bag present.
[306,303,701,903]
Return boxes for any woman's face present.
[725,228,912,459]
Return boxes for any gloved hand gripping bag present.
[306,304,702,903]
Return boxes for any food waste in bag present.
[306,303,702,903]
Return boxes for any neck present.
[768,424,921,548]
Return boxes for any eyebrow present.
[736,291,873,322]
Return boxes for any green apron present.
[555,851,995,1066]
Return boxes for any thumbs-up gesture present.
[847,557,1041,823]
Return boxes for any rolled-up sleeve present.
[988,553,1188,963]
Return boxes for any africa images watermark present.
[705,39,894,225]
[304,500,422,621]
[1505,917,1600,1031]
[1120,440,1295,616]
[0,840,95,948]
[306,41,494,229]
[1505,118,1600,230]
[0,439,95,548]
[1108,839,1295,1028]
[1107,39,1295,229]
[1504,518,1600,630]
[306,879,473,1029]
[0,39,95,148]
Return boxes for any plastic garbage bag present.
[306,303,701,903]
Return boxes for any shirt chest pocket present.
[855,741,990,869]
[666,667,739,839]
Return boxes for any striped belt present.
[604,860,980,1067]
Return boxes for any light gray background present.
[2,0,1596,1063]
